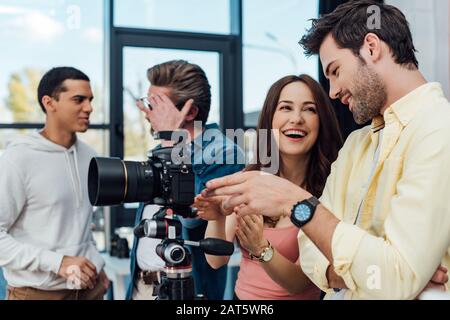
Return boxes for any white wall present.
[387,0,450,98]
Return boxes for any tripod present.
[154,239,196,300]
[134,207,234,300]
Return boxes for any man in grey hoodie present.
[0,67,109,300]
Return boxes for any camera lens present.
[87,147,195,210]
[88,157,160,206]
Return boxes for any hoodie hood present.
[6,131,83,208]
[6,131,74,152]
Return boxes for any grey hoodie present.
[0,131,104,290]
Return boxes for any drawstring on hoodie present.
[73,147,83,208]
[65,145,83,209]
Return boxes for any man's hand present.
[98,270,111,291]
[326,265,348,290]
[136,93,194,133]
[416,265,448,299]
[58,256,98,290]
[205,171,311,217]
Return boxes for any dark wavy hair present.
[246,75,343,201]
[299,0,418,69]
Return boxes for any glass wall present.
[243,0,319,127]
[0,0,106,125]
[114,0,231,34]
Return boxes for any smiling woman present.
[197,74,343,301]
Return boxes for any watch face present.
[263,247,274,262]
[294,204,311,223]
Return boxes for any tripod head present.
[134,206,234,300]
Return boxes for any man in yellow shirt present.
[204,0,450,299]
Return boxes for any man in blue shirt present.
[126,60,244,300]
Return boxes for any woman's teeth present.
[283,130,307,139]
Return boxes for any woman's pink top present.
[234,225,320,300]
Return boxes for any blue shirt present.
[182,123,245,228]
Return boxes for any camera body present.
[88,141,195,217]
[145,147,195,209]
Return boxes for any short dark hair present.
[299,0,419,69]
[147,60,211,124]
[37,67,90,113]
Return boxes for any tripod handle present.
[134,219,146,238]
[199,238,234,256]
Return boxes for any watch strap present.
[306,196,320,207]
[249,240,272,262]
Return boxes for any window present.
[122,47,221,161]
[114,0,231,34]
[243,0,319,127]
[386,0,450,99]
[0,0,106,124]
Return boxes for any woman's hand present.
[200,189,235,216]
[235,215,268,257]
[193,194,227,221]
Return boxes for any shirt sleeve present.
[298,230,332,293]
[0,156,63,274]
[331,127,450,299]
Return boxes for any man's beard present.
[350,60,387,125]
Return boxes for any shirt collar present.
[371,115,385,133]
[192,123,220,151]
[371,82,443,133]
[388,82,442,127]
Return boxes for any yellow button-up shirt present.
[299,83,450,299]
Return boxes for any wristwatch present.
[249,241,274,263]
[290,196,320,228]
